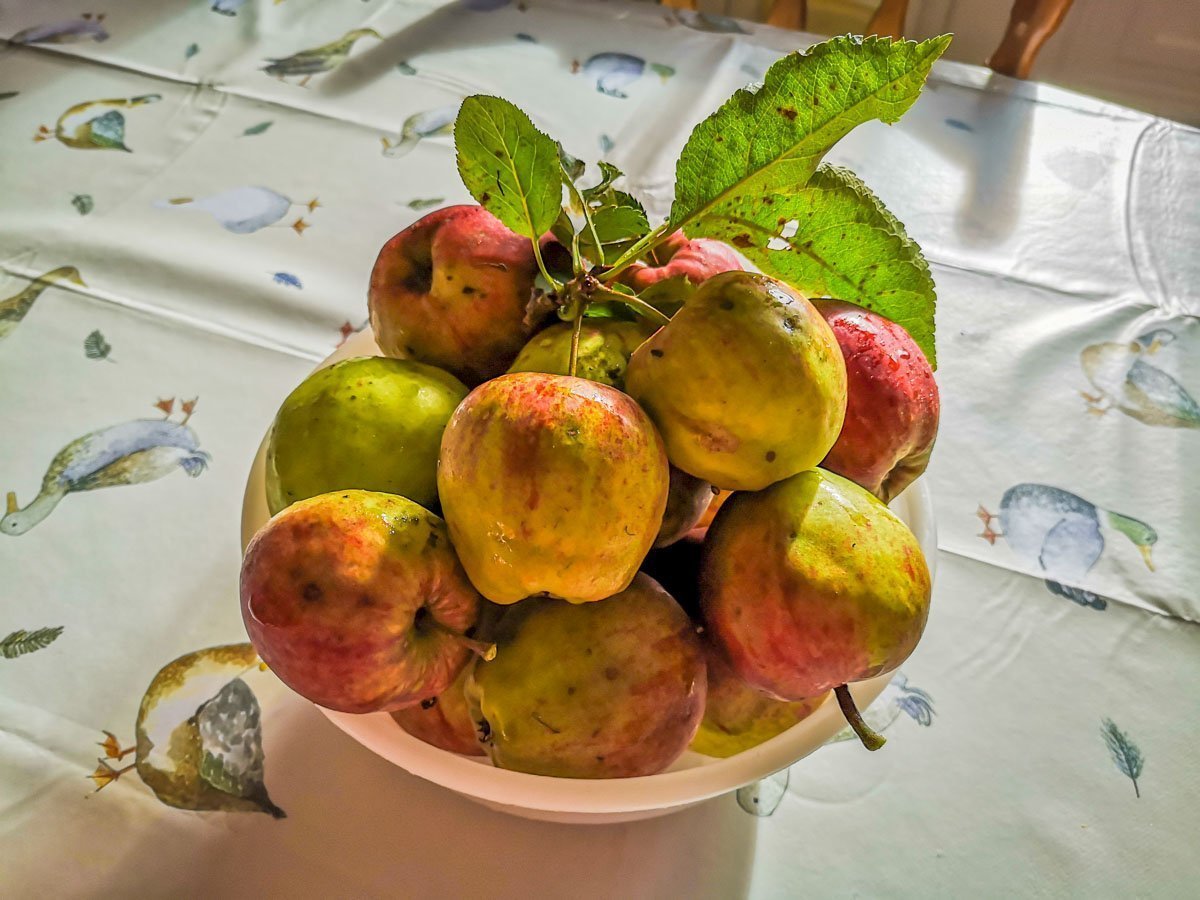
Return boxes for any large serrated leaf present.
[693,165,936,366]
[670,35,950,228]
[454,95,562,240]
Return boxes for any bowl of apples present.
[239,34,950,824]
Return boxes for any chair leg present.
[987,0,1075,79]
[866,0,909,39]
[766,0,807,31]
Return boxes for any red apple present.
[618,231,743,311]
[391,664,484,756]
[816,301,940,503]
[369,205,539,385]
[240,490,483,713]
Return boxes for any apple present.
[617,231,743,313]
[466,574,706,778]
[438,372,669,604]
[265,356,467,514]
[369,205,539,386]
[240,490,483,713]
[816,301,940,503]
[507,319,654,390]
[701,468,930,749]
[656,466,714,547]
[625,271,847,491]
[391,664,485,756]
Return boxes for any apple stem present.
[598,221,674,283]
[568,305,584,377]
[427,618,497,661]
[835,684,886,751]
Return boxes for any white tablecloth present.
[2,1,1198,895]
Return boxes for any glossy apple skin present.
[438,373,669,604]
[701,469,930,701]
[265,356,467,514]
[240,491,482,713]
[618,232,743,312]
[656,466,714,548]
[625,272,847,491]
[467,574,706,778]
[369,205,538,386]
[816,301,940,503]
[507,319,654,390]
[691,642,828,758]
[391,664,485,757]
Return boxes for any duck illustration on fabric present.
[1080,329,1200,429]
[829,672,935,743]
[978,484,1157,610]
[261,28,382,86]
[90,643,285,818]
[155,187,319,235]
[1,402,209,536]
[0,266,85,344]
[11,13,109,45]
[33,94,161,151]
[382,104,458,158]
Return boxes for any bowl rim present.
[241,328,938,815]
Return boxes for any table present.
[2,1,1197,895]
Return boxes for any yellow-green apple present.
[438,373,669,604]
[265,357,467,514]
[816,301,940,503]
[625,272,847,491]
[701,468,930,749]
[507,319,653,390]
[369,205,539,385]
[240,491,483,713]
[466,574,706,778]
[691,641,827,758]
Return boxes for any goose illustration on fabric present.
[90,643,285,818]
[1080,329,1200,429]
[667,10,751,34]
[154,187,319,235]
[977,484,1157,611]
[261,28,382,86]
[0,266,86,344]
[829,672,935,743]
[382,104,458,158]
[211,0,249,15]
[577,53,652,98]
[11,13,109,45]
[2,405,209,536]
[33,94,161,151]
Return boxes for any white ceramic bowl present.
[241,328,938,825]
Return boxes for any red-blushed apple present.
[437,372,669,604]
[368,205,539,386]
[240,490,485,714]
[466,574,706,778]
[701,468,930,750]
[507,319,655,390]
[656,466,715,547]
[691,641,828,758]
[816,300,940,503]
[618,231,743,312]
[391,664,485,756]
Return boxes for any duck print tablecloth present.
[2,1,1198,896]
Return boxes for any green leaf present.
[242,121,272,137]
[71,193,94,215]
[1,626,63,659]
[454,95,562,240]
[580,204,650,265]
[692,165,937,366]
[407,197,444,211]
[581,161,623,203]
[1101,718,1144,798]
[670,34,951,229]
[557,143,585,183]
[185,42,200,59]
[649,63,676,80]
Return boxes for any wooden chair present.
[868,0,1075,78]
